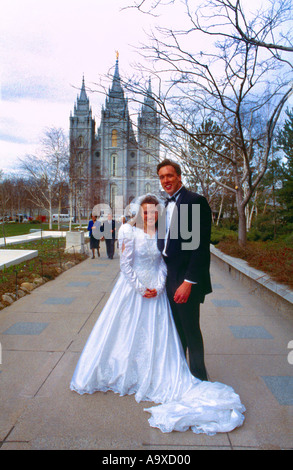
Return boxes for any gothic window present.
[147,136,151,148]
[146,154,151,163]
[78,151,83,162]
[145,183,151,193]
[78,135,84,147]
[129,182,135,205]
[95,151,100,158]
[111,129,118,147]
[130,167,135,178]
[146,167,151,177]
[131,152,135,158]
[111,154,118,176]
[110,184,117,211]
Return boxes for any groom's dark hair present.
[157,159,182,176]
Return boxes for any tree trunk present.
[58,198,61,231]
[238,204,247,248]
[69,188,73,231]
[216,191,224,226]
[49,188,52,230]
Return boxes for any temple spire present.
[114,52,120,81]
[79,74,88,101]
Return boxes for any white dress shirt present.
[163,187,196,285]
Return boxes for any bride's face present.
[141,203,158,227]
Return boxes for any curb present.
[210,244,293,316]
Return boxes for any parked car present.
[52,214,74,222]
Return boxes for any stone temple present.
[69,56,161,217]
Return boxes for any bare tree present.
[19,127,69,229]
[69,132,95,227]
[41,127,69,229]
[0,171,10,222]
[127,0,293,53]
[122,0,293,246]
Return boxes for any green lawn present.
[0,236,88,304]
[0,222,83,238]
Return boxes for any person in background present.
[102,212,116,259]
[87,214,101,259]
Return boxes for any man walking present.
[102,212,116,259]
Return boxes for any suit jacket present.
[101,220,116,240]
[158,187,212,300]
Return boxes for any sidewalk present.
[0,242,292,450]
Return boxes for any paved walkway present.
[0,242,292,450]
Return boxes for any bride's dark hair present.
[140,194,160,207]
[129,194,162,229]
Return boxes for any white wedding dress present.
[70,224,245,435]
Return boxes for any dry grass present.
[217,238,293,289]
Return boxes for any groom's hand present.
[174,281,192,304]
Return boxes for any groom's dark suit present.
[157,186,212,381]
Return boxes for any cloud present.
[0,0,196,174]
[3,78,54,102]
[0,99,71,171]
[1,75,73,103]
[0,132,28,145]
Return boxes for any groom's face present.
[158,165,182,196]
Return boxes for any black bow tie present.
[165,195,176,206]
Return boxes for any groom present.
[157,159,212,381]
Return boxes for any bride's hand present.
[143,288,157,298]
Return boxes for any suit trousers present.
[165,269,208,381]
[105,239,115,259]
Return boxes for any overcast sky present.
[0,0,291,176]
[0,0,165,174]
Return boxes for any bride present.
[70,194,245,435]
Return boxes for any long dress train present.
[70,223,245,436]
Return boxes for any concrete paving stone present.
[5,290,101,314]
[81,271,102,276]
[66,282,91,288]
[68,294,111,353]
[0,251,292,450]
[229,326,274,339]
[2,322,49,336]
[0,350,63,441]
[201,315,291,357]
[207,353,293,449]
[3,353,150,449]
[261,376,293,405]
[211,299,243,308]
[0,308,103,352]
[43,297,76,305]
[4,351,232,450]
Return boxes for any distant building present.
[69,56,160,218]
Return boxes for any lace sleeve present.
[156,256,167,296]
[118,224,146,296]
